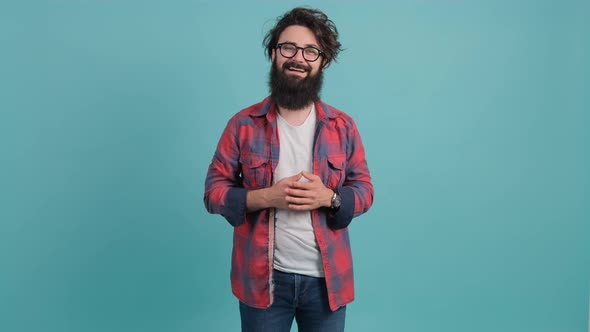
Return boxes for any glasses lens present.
[280,44,297,57]
[303,47,320,61]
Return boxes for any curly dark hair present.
[263,7,342,68]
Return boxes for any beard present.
[269,58,324,110]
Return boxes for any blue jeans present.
[239,269,346,332]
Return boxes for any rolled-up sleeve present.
[327,120,373,229]
[204,116,248,227]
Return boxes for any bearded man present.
[204,7,374,332]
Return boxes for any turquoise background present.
[1,1,589,331]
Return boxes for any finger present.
[285,188,310,198]
[288,181,313,190]
[285,195,314,205]
[300,171,320,181]
[287,173,303,182]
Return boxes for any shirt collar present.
[251,97,335,121]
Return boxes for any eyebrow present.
[280,40,320,48]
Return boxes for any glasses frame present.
[275,43,324,62]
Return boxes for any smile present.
[288,66,307,73]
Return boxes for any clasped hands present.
[269,171,333,211]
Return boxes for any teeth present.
[289,67,305,72]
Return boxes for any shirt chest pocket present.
[326,155,346,189]
[240,153,269,189]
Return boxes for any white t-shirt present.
[273,104,324,277]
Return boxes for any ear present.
[271,49,276,62]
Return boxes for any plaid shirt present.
[204,97,373,311]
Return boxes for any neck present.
[277,103,313,126]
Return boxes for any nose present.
[291,48,306,62]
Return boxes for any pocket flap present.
[240,153,267,168]
[327,155,345,170]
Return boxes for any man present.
[204,7,373,332]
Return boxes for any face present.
[271,25,324,79]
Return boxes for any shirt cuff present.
[328,186,355,229]
[222,187,247,227]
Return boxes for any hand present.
[266,173,304,210]
[284,171,333,211]
[246,173,303,212]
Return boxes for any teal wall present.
[1,1,589,331]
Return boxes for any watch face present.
[332,192,341,209]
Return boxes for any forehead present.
[277,25,319,47]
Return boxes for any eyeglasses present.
[275,43,324,62]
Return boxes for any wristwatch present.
[330,189,341,211]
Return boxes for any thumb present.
[289,172,304,181]
[300,171,317,181]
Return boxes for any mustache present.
[282,60,311,73]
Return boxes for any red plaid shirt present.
[204,97,373,311]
